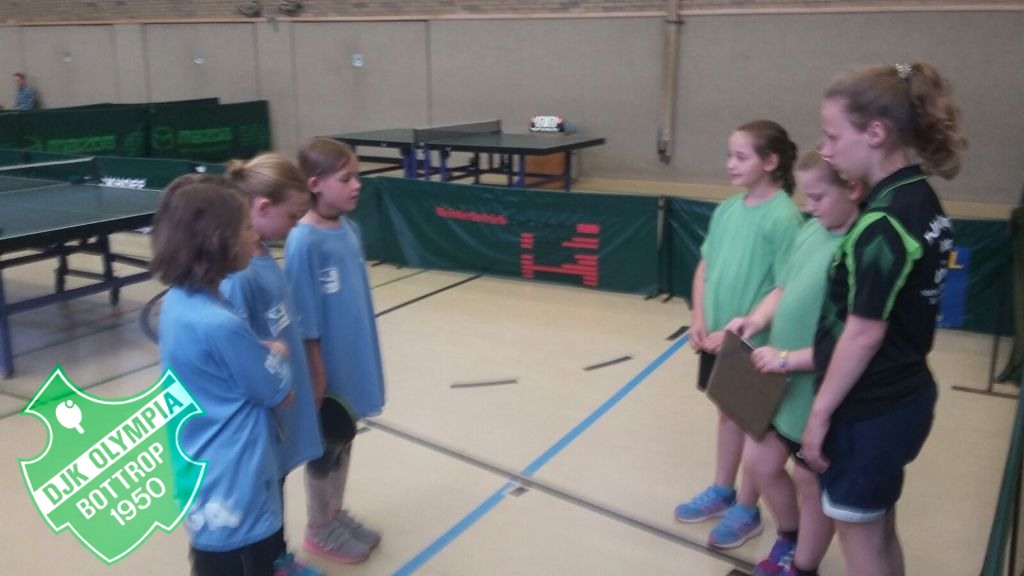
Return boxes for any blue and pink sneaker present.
[708,504,762,548]
[674,484,736,523]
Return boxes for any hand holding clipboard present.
[704,331,788,441]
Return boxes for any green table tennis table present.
[0,168,162,377]
[330,120,605,191]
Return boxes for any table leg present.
[0,270,12,378]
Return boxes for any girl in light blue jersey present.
[152,175,295,576]
[221,154,324,576]
[285,138,384,565]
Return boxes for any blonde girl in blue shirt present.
[221,154,325,575]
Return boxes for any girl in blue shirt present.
[152,175,295,576]
[285,138,385,564]
[221,154,325,575]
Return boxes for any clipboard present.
[705,331,788,441]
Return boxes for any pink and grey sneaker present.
[304,520,371,564]
[334,509,381,548]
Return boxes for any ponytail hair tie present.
[895,63,914,81]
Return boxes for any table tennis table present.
[330,120,605,192]
[0,162,162,377]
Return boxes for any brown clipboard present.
[705,331,789,441]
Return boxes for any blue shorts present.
[819,384,937,523]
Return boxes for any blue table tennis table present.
[330,120,605,192]
[0,166,162,377]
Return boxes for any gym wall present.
[0,4,1020,205]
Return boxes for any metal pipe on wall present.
[657,0,682,164]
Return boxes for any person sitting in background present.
[13,73,38,110]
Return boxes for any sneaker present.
[304,521,371,564]
[335,509,381,548]
[708,504,763,548]
[274,552,324,576]
[674,485,736,523]
[753,535,796,576]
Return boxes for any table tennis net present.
[0,157,98,192]
[412,120,502,145]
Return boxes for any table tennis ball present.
[56,399,84,434]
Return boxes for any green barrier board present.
[662,197,1013,335]
[0,114,21,149]
[661,197,716,303]
[938,218,1014,336]
[147,100,270,162]
[18,107,148,157]
[981,377,1024,575]
[997,207,1023,382]
[369,177,660,294]
[0,148,28,166]
[350,177,386,260]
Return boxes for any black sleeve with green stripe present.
[845,213,924,320]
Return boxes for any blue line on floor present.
[393,334,690,575]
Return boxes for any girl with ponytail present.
[674,120,804,549]
[805,62,965,575]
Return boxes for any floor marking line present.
[138,287,168,345]
[13,315,140,359]
[666,325,689,341]
[8,263,414,367]
[390,333,697,574]
[371,269,428,289]
[0,389,29,400]
[450,379,518,389]
[0,360,160,422]
[522,335,688,477]
[370,417,757,570]
[12,263,419,357]
[375,274,481,318]
[393,483,511,576]
[583,355,633,371]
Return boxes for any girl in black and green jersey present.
[807,62,966,576]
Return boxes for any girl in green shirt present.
[727,153,864,576]
[674,120,803,549]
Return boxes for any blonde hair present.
[796,151,846,188]
[225,153,308,204]
[298,137,356,180]
[825,61,966,179]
